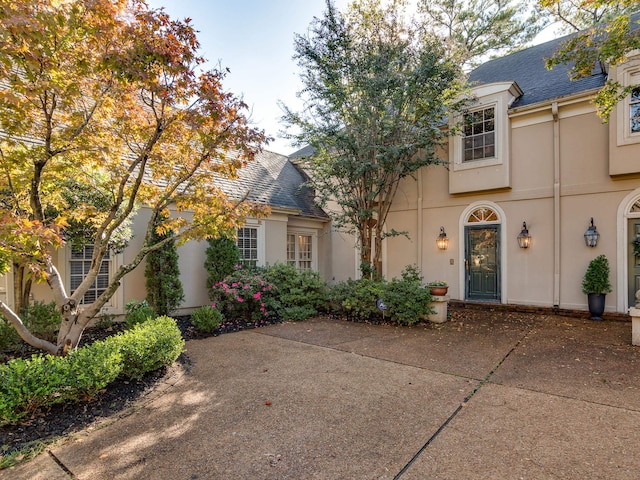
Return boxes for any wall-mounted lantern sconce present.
[517,222,531,249]
[436,226,449,250]
[584,217,600,247]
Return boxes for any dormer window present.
[463,107,495,162]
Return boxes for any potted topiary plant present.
[582,254,612,320]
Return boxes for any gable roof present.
[469,12,640,109]
[468,36,605,108]
[218,150,328,220]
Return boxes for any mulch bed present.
[0,315,283,465]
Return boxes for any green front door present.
[465,225,500,301]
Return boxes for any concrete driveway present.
[6,311,640,479]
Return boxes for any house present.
[383,26,640,315]
[0,150,333,317]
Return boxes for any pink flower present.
[253,292,261,300]
[267,285,273,290]
[232,282,238,288]
[244,285,250,290]
[211,303,216,308]
[236,297,244,303]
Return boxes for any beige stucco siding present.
[384,97,640,314]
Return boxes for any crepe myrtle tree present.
[0,0,268,355]
[282,0,466,278]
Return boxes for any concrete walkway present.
[6,313,640,479]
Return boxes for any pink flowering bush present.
[210,268,277,323]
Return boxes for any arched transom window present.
[467,207,499,223]
[630,199,640,214]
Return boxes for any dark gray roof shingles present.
[469,12,640,108]
[217,150,327,219]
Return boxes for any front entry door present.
[629,219,640,307]
[466,225,500,301]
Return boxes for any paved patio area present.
[6,311,640,479]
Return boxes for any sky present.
[146,1,558,156]
[146,0,350,155]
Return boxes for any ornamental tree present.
[0,0,268,355]
[282,0,464,278]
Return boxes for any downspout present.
[552,102,561,308]
[417,172,423,271]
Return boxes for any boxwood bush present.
[109,315,184,380]
[0,339,122,426]
[191,305,223,333]
[0,315,183,426]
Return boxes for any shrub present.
[0,340,122,426]
[145,214,184,316]
[20,300,61,343]
[210,267,277,323]
[582,254,612,295]
[191,305,223,333]
[124,299,154,329]
[109,315,184,380]
[329,277,387,321]
[0,317,19,351]
[205,236,240,294]
[261,263,328,321]
[381,266,433,325]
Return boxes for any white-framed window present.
[236,222,265,268]
[237,226,259,267]
[287,233,313,269]
[630,86,640,134]
[463,106,495,162]
[69,245,112,304]
[615,57,640,146]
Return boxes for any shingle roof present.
[469,12,640,108]
[468,36,605,108]
[218,150,328,220]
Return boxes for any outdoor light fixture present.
[517,222,531,249]
[436,226,449,250]
[584,217,600,247]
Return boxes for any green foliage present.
[582,254,613,295]
[0,340,122,426]
[191,305,223,333]
[541,2,640,120]
[20,300,62,343]
[329,278,387,321]
[205,236,240,294]
[0,317,20,351]
[420,0,544,67]
[282,0,465,278]
[110,315,184,380]
[124,299,154,329]
[382,266,434,325]
[145,215,185,316]
[210,268,277,323]
[261,263,328,321]
[0,315,184,426]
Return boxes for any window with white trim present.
[463,107,495,162]
[287,233,313,269]
[630,86,640,134]
[70,245,111,304]
[237,227,258,268]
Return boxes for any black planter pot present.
[587,293,606,320]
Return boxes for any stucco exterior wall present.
[385,97,640,314]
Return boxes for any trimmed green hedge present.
[0,316,184,426]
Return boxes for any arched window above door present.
[467,207,499,224]
[630,199,640,214]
